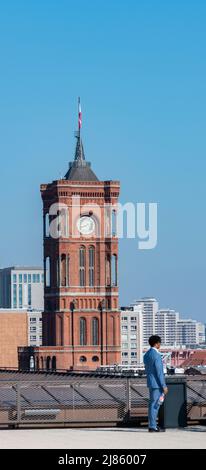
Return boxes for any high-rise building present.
[196,322,206,345]
[121,305,143,365]
[132,297,205,348]
[177,319,204,347]
[133,297,159,346]
[19,103,121,371]
[155,309,179,346]
[0,266,44,310]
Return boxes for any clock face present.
[77,216,95,235]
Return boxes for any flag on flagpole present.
[78,97,82,129]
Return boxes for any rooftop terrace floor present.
[0,426,206,449]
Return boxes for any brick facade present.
[19,182,121,371]
[0,310,28,368]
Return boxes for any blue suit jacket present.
[143,347,166,390]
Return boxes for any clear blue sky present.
[0,1,206,321]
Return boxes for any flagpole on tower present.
[78,97,82,139]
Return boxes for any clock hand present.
[81,220,89,228]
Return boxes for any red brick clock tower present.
[20,102,121,371]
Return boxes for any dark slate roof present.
[65,133,99,182]
[65,161,99,182]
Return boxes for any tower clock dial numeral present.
[77,216,95,235]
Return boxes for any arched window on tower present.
[61,207,68,238]
[46,356,51,371]
[112,254,117,286]
[80,317,87,345]
[111,317,115,345]
[79,246,86,286]
[45,256,51,287]
[60,254,69,287]
[52,356,56,371]
[89,246,95,287]
[66,255,70,285]
[112,210,117,237]
[106,255,111,286]
[57,256,60,287]
[45,213,50,237]
[92,317,99,345]
[61,254,66,286]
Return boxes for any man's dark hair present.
[149,335,161,347]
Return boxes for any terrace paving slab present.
[0,426,206,449]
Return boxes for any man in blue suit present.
[144,335,168,432]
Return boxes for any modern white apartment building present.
[28,310,43,347]
[197,322,206,345]
[177,319,205,347]
[131,297,205,349]
[155,309,180,346]
[121,304,143,365]
[0,266,44,310]
[133,298,159,346]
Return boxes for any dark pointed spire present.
[74,97,85,161]
[64,98,99,182]
[74,132,85,161]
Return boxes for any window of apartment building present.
[130,325,137,331]
[121,334,128,341]
[131,317,137,321]
[30,317,36,322]
[130,334,137,340]
[41,274,44,283]
[131,360,137,364]
[13,274,17,283]
[13,284,17,308]
[19,274,22,283]
[28,274,31,283]
[122,317,128,321]
[121,325,128,331]
[131,352,137,357]
[122,352,128,357]
[32,273,40,283]
[19,284,23,308]
[122,361,128,365]
[131,342,137,349]
[28,284,32,306]
[30,326,36,332]
[30,336,36,341]
[24,274,27,283]
[122,343,128,349]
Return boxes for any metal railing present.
[0,374,206,427]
